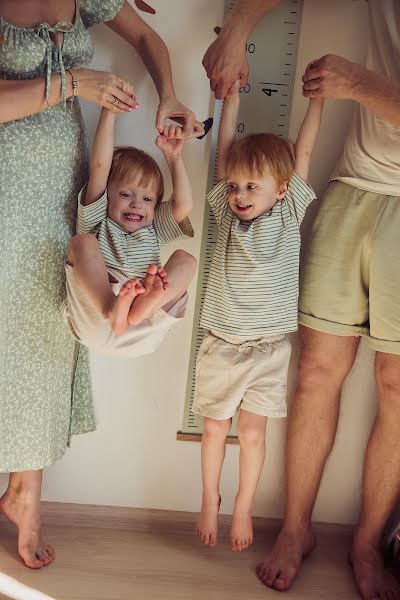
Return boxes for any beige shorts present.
[192,331,292,420]
[64,265,187,358]
[299,181,400,355]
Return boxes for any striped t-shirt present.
[200,173,316,337]
[77,187,194,279]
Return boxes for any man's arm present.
[203,0,282,99]
[84,109,117,206]
[156,131,194,224]
[217,90,240,181]
[106,1,197,137]
[302,54,400,127]
[294,99,324,182]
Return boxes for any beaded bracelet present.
[67,69,78,107]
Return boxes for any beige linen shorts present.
[192,331,292,420]
[64,265,187,358]
[299,181,400,354]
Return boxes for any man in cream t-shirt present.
[256,2,400,599]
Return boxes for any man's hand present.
[202,33,249,100]
[302,54,362,100]
[156,96,204,139]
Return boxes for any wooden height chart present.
[178,0,304,443]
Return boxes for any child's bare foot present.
[196,495,221,547]
[110,278,144,335]
[0,489,55,569]
[128,264,168,326]
[230,504,253,551]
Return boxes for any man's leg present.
[350,352,400,600]
[257,326,360,590]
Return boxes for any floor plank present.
[0,506,360,600]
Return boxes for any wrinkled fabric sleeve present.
[283,172,317,226]
[77,186,108,234]
[206,179,229,226]
[80,0,124,28]
[153,201,194,246]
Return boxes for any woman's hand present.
[74,69,139,113]
[156,96,204,139]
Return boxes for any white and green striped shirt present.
[200,173,316,337]
[77,187,194,279]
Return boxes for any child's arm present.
[217,85,240,180]
[156,126,194,223]
[84,108,117,207]
[294,98,324,182]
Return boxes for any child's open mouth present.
[236,204,252,212]
[123,213,144,222]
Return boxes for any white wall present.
[4,0,376,525]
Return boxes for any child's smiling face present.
[226,169,288,221]
[107,173,159,233]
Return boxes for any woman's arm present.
[294,98,324,182]
[0,74,73,124]
[217,92,240,181]
[106,1,196,137]
[0,69,136,125]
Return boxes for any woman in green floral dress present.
[0,0,197,569]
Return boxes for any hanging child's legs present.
[128,249,197,325]
[197,417,232,547]
[68,234,143,335]
[231,409,268,552]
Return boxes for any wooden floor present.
[0,503,361,600]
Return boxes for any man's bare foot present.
[196,495,221,547]
[230,503,253,551]
[128,264,168,326]
[256,527,317,590]
[110,278,144,335]
[0,489,55,569]
[350,537,400,600]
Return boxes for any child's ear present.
[276,181,288,201]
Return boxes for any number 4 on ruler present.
[262,88,278,96]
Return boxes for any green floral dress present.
[0,0,123,472]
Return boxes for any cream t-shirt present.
[331,0,400,196]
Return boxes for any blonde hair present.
[109,147,164,203]
[226,133,295,186]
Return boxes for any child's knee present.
[69,233,98,260]
[237,422,265,448]
[203,417,231,439]
[173,249,197,271]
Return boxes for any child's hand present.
[156,128,184,160]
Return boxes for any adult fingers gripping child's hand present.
[202,35,249,100]
[156,96,196,138]
[302,54,359,100]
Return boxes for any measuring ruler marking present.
[180,0,304,438]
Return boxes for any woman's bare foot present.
[110,278,144,335]
[0,484,55,569]
[230,504,253,551]
[128,264,168,326]
[350,536,400,600]
[196,495,221,547]
[256,527,317,590]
